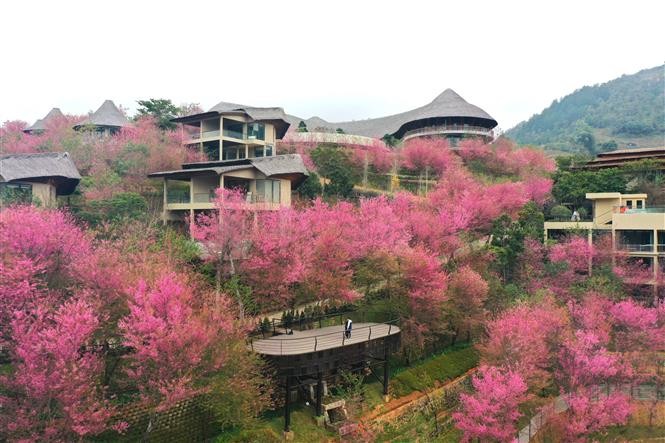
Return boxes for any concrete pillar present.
[162,179,168,225]
[316,371,323,417]
[284,376,291,432]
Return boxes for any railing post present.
[314,337,318,352]
[280,340,283,355]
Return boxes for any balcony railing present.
[623,206,665,214]
[403,124,494,141]
[193,192,215,203]
[166,190,190,204]
[619,243,656,252]
[223,129,244,140]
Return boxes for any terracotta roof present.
[0,152,81,195]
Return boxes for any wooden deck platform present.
[251,322,400,356]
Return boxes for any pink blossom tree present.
[453,365,529,442]
[119,273,233,410]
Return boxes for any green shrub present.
[390,346,478,397]
[549,204,572,220]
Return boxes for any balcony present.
[403,124,494,141]
[166,190,190,204]
[223,128,244,140]
[619,244,656,253]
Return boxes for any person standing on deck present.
[345,318,353,339]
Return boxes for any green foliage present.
[136,98,181,130]
[206,341,274,432]
[297,171,323,199]
[297,120,308,132]
[76,192,148,226]
[335,127,345,134]
[518,202,545,241]
[381,133,399,147]
[333,370,365,402]
[552,168,627,207]
[549,204,572,220]
[490,215,525,282]
[390,346,478,397]
[507,65,664,151]
[310,146,358,198]
[0,185,33,206]
[223,275,257,317]
[112,143,149,177]
[156,227,202,264]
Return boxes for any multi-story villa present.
[286,88,498,146]
[149,102,307,223]
[544,192,664,292]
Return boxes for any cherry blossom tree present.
[119,273,233,410]
[453,365,529,442]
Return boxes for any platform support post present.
[284,376,291,432]
[316,371,324,417]
[383,346,390,396]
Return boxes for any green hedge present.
[390,346,478,397]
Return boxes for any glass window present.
[254,146,264,158]
[255,179,281,203]
[265,144,273,157]
[636,200,643,209]
[223,121,244,139]
[238,146,246,159]
[247,123,265,141]
[626,200,633,208]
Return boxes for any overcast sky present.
[1,0,663,131]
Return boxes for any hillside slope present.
[506,65,664,154]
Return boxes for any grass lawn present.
[592,424,665,441]
[390,345,478,397]
[215,404,336,442]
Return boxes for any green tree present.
[490,214,525,282]
[136,98,181,130]
[297,120,308,133]
[297,171,323,199]
[518,202,545,241]
[310,146,358,199]
[336,127,345,134]
[552,168,627,208]
[381,133,399,147]
[77,192,148,226]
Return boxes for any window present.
[254,146,264,158]
[247,123,265,141]
[636,200,643,209]
[0,182,32,204]
[223,121,244,139]
[626,200,633,209]
[265,144,273,157]
[255,179,281,204]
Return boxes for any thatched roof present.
[148,154,308,182]
[0,152,81,195]
[24,108,65,133]
[73,100,130,130]
[172,102,291,139]
[286,89,498,138]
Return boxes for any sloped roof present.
[0,152,81,195]
[286,89,498,138]
[148,154,308,180]
[24,108,65,133]
[172,102,291,139]
[73,100,130,130]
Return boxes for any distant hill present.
[506,65,664,154]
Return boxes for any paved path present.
[251,322,400,356]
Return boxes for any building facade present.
[150,104,307,223]
[0,152,81,207]
[544,192,664,294]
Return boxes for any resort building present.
[582,147,665,170]
[173,102,290,162]
[153,102,307,223]
[23,108,65,134]
[0,152,81,207]
[73,100,130,135]
[287,88,498,146]
[544,192,664,290]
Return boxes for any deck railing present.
[403,124,494,141]
[249,319,399,355]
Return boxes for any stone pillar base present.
[383,395,391,403]
[283,430,295,441]
[315,415,326,427]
